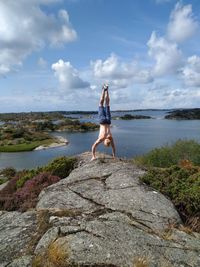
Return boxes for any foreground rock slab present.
[0,211,37,266]
[37,154,181,232]
[0,153,200,266]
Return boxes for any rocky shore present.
[0,152,199,266]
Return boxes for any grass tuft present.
[32,239,70,267]
[133,257,149,267]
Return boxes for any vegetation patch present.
[0,116,98,152]
[120,114,152,120]
[0,167,17,185]
[134,139,200,168]
[0,140,55,152]
[0,156,77,211]
[0,126,56,152]
[134,140,200,232]
[165,108,200,120]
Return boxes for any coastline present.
[34,136,69,151]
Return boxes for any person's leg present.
[105,90,110,106]
[105,90,111,124]
[99,87,106,106]
[98,87,106,124]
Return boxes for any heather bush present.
[0,156,77,211]
[2,172,60,211]
[16,156,76,187]
[0,175,21,210]
[16,169,40,188]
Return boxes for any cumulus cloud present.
[91,53,153,89]
[182,55,200,87]
[167,2,198,43]
[0,0,77,75]
[52,59,90,90]
[147,31,183,76]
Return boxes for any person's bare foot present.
[103,84,109,91]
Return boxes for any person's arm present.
[110,137,116,158]
[91,137,104,160]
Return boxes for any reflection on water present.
[1,110,200,169]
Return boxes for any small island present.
[165,108,200,120]
[0,112,99,152]
[113,114,152,120]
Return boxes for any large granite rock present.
[0,152,200,266]
[37,154,180,232]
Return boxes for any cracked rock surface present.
[37,154,180,232]
[0,152,200,266]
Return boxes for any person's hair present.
[104,138,111,147]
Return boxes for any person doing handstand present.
[91,84,116,160]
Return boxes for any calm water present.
[1,110,200,170]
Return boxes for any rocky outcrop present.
[0,152,200,267]
[165,108,200,120]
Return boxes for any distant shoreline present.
[34,136,69,151]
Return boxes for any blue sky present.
[0,0,200,112]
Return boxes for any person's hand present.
[90,156,97,161]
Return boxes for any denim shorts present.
[98,105,111,125]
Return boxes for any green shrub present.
[0,167,16,179]
[141,165,200,232]
[43,156,77,178]
[135,139,200,168]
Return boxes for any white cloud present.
[0,0,77,76]
[52,59,90,90]
[167,2,198,43]
[182,55,200,87]
[147,31,183,76]
[91,53,153,89]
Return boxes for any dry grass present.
[32,239,70,267]
[161,229,173,241]
[47,240,70,267]
[179,223,196,235]
[133,257,149,267]
[178,159,194,169]
[25,209,51,255]
[185,216,200,233]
